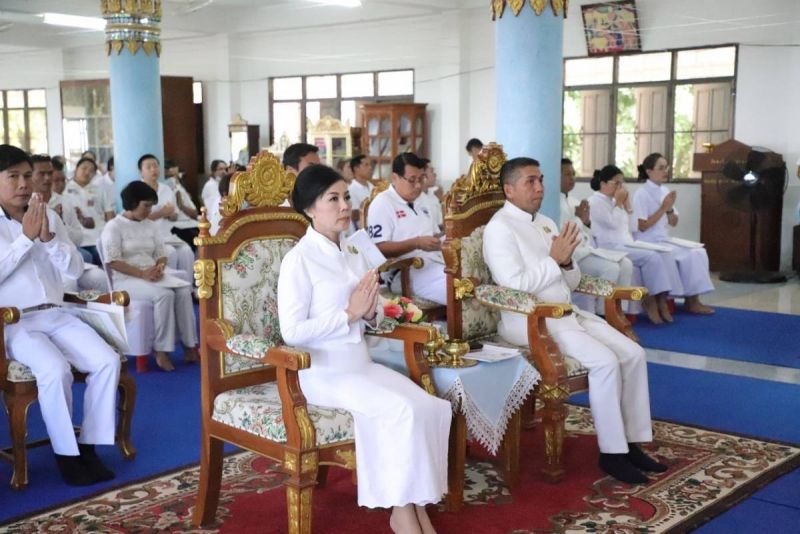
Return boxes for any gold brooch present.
[347,245,359,255]
[543,227,551,234]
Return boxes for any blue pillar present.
[103,1,164,210]
[495,3,564,222]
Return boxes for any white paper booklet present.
[667,237,704,249]
[344,229,387,270]
[155,273,192,289]
[466,343,522,363]
[63,301,129,352]
[590,248,628,262]
[628,240,673,252]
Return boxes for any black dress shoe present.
[627,443,668,473]
[55,454,102,486]
[78,443,115,481]
[599,453,648,484]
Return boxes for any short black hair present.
[291,164,346,223]
[31,154,52,165]
[590,165,623,191]
[499,157,540,189]
[419,157,431,167]
[137,153,159,170]
[392,152,426,177]
[51,156,65,171]
[349,154,368,172]
[0,144,32,172]
[211,159,226,173]
[561,157,573,166]
[164,158,177,170]
[81,150,97,160]
[282,143,318,171]
[107,156,114,171]
[75,156,98,174]
[218,172,234,198]
[121,180,158,211]
[465,138,483,153]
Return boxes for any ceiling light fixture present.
[312,0,362,7]
[42,12,106,31]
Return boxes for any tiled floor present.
[646,273,800,385]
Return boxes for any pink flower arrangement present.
[383,297,423,324]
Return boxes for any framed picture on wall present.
[581,0,641,56]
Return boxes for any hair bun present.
[590,176,601,191]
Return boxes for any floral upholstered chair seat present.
[212,382,354,446]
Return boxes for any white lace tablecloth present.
[369,342,539,455]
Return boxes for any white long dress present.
[278,226,451,509]
[101,214,197,352]
[633,180,714,296]
[588,191,680,296]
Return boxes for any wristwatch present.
[666,209,675,215]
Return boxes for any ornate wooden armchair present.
[359,180,447,319]
[191,152,443,534]
[0,291,137,489]
[442,143,645,482]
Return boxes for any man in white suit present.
[483,156,666,484]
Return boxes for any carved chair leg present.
[500,409,521,489]
[539,391,567,483]
[444,412,466,512]
[521,394,537,430]
[286,483,314,534]
[115,371,137,459]
[8,391,36,490]
[316,465,329,488]
[193,433,224,526]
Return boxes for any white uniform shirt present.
[348,180,373,211]
[417,190,443,231]
[150,181,179,237]
[92,174,116,212]
[483,202,588,336]
[63,179,114,247]
[366,185,444,266]
[201,176,220,210]
[167,178,199,229]
[632,180,678,243]
[588,191,637,248]
[101,214,167,284]
[48,192,84,247]
[560,193,592,263]
[0,206,83,309]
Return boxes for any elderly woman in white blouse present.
[101,181,198,371]
[278,164,451,534]
[633,153,715,315]
[588,165,681,324]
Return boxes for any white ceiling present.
[0,0,487,52]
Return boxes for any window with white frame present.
[563,45,736,180]
[1,89,48,154]
[269,69,414,145]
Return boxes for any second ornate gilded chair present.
[191,152,443,534]
[442,143,645,482]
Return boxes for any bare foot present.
[390,505,422,534]
[415,504,437,534]
[183,346,198,363]
[155,352,175,372]
[656,296,673,323]
[685,296,715,314]
[642,296,662,324]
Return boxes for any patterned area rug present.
[3,406,798,533]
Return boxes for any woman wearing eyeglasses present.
[633,153,715,315]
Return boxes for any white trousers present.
[4,309,121,455]
[659,243,714,297]
[573,255,634,314]
[113,275,197,352]
[300,352,451,508]
[549,317,653,454]
[165,243,195,283]
[392,261,446,305]
[617,246,678,296]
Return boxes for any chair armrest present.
[574,274,647,301]
[474,284,572,318]
[378,256,424,273]
[64,290,130,306]
[369,322,438,395]
[610,286,647,301]
[264,346,311,371]
[0,307,21,378]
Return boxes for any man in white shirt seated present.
[367,153,446,305]
[31,154,107,292]
[201,159,227,214]
[483,156,666,484]
[418,158,444,233]
[64,157,116,266]
[282,143,320,175]
[0,144,120,486]
[561,158,633,314]
[165,159,200,250]
[347,155,374,228]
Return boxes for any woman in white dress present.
[588,165,681,324]
[278,165,451,534]
[634,153,715,314]
[101,181,198,371]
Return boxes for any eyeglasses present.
[399,175,424,186]
[655,165,670,171]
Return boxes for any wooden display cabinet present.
[359,103,426,179]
